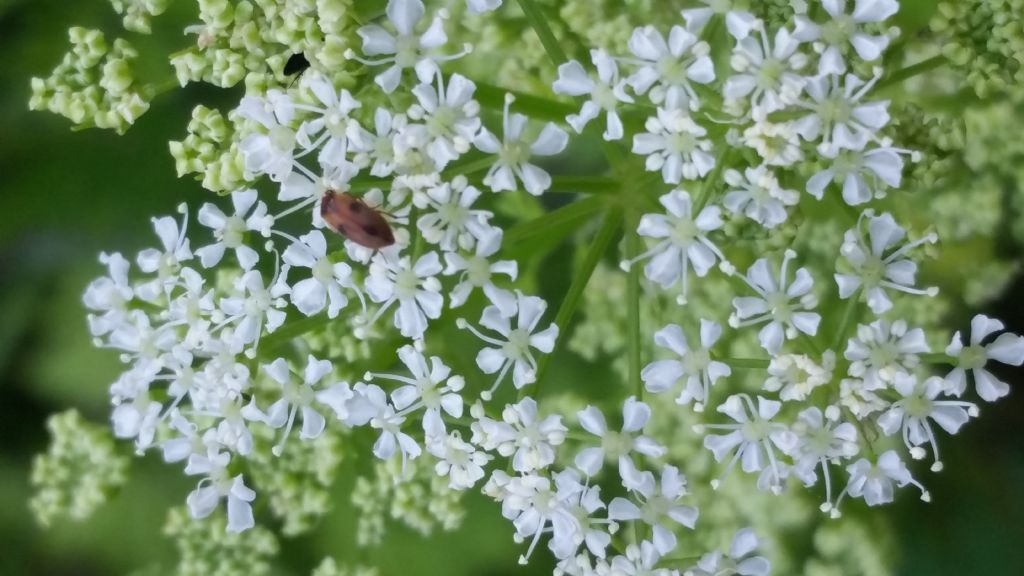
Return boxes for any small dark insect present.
[321,190,396,249]
[283,52,311,85]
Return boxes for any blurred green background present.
[2,1,1023,574]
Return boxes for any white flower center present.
[668,130,699,154]
[395,35,419,68]
[221,215,246,248]
[757,58,784,90]
[244,289,270,316]
[312,258,335,284]
[682,348,711,374]
[427,106,458,137]
[502,328,532,361]
[592,83,618,110]
[419,378,441,408]
[601,430,632,459]
[269,125,296,152]
[767,291,792,322]
[821,15,856,46]
[741,418,771,442]
[670,217,699,246]
[641,494,671,526]
[960,344,988,370]
[394,268,420,299]
[858,255,886,287]
[904,393,933,419]
[500,140,530,166]
[466,255,492,286]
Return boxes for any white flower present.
[945,314,1024,401]
[110,364,162,453]
[218,269,288,356]
[348,382,422,469]
[877,373,977,471]
[106,310,176,366]
[832,450,929,517]
[295,73,363,171]
[625,24,715,106]
[471,397,567,473]
[622,189,728,303]
[632,101,715,184]
[845,319,929,390]
[722,165,799,228]
[942,313,1024,399]
[839,376,889,419]
[444,228,518,314]
[574,397,667,482]
[457,291,558,399]
[791,407,858,513]
[729,250,821,355]
[609,542,674,576]
[350,108,408,177]
[251,356,331,456]
[834,211,938,315]
[685,527,771,576]
[793,72,890,153]
[406,72,481,170]
[84,252,134,336]
[161,411,205,464]
[135,208,193,302]
[609,463,698,555]
[495,473,576,565]
[428,430,491,490]
[724,22,808,117]
[807,143,914,205]
[237,90,298,182]
[195,190,273,270]
[282,230,361,318]
[364,250,444,339]
[184,448,256,533]
[641,321,731,412]
[475,94,568,195]
[366,344,464,440]
[701,394,797,494]
[793,0,899,74]
[165,268,216,349]
[551,469,613,560]
[682,5,757,38]
[553,49,634,140]
[414,175,495,251]
[764,351,836,402]
[741,120,804,166]
[347,0,467,93]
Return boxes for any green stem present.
[526,210,623,398]
[447,155,499,176]
[694,147,733,212]
[877,55,946,91]
[626,209,643,399]
[920,352,955,365]
[258,316,332,356]
[548,175,620,194]
[716,357,771,370]
[516,0,569,66]
[474,80,575,122]
[830,296,862,351]
[503,195,604,245]
[799,332,823,357]
[515,0,628,172]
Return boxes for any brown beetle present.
[320,190,396,249]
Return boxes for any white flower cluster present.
[68,0,1023,574]
[83,0,572,535]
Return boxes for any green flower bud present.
[29,410,129,528]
